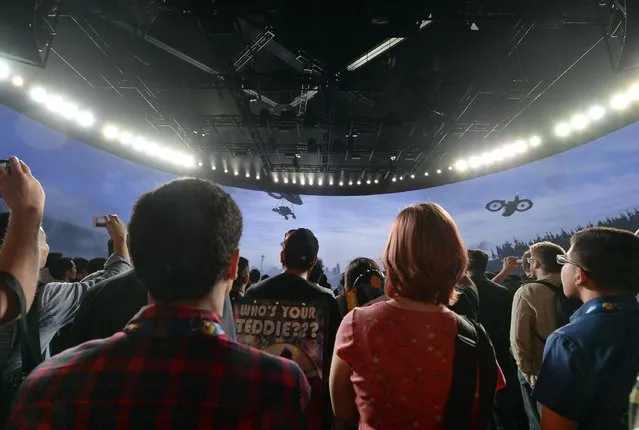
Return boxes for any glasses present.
[556,254,590,276]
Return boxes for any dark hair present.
[46,253,63,269]
[249,269,261,284]
[529,241,565,273]
[339,272,345,287]
[87,257,107,274]
[128,178,242,303]
[73,257,89,274]
[571,227,639,293]
[233,257,250,288]
[383,203,467,304]
[261,274,270,281]
[345,257,381,291]
[50,257,75,280]
[467,249,489,274]
[308,258,325,284]
[282,228,319,271]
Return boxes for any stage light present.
[448,166,453,171]
[183,156,196,168]
[410,174,415,179]
[436,169,442,174]
[76,111,95,128]
[339,180,344,186]
[212,165,216,170]
[283,177,289,183]
[197,161,204,167]
[554,123,571,137]
[348,180,353,186]
[366,180,371,184]
[587,105,605,120]
[570,114,589,130]
[301,177,306,185]
[273,176,278,183]
[529,136,542,147]
[424,172,429,176]
[101,125,118,140]
[629,84,639,100]
[356,180,361,185]
[245,172,250,178]
[318,179,323,186]
[329,179,333,186]
[399,176,404,181]
[479,153,494,165]
[29,87,47,102]
[119,132,133,145]
[309,178,314,185]
[234,170,239,176]
[132,137,148,152]
[44,94,63,112]
[59,102,78,120]
[374,179,379,184]
[0,62,9,80]
[11,76,24,87]
[513,140,528,153]
[454,160,468,171]
[292,178,297,184]
[610,93,630,110]
[256,174,260,180]
[392,177,397,182]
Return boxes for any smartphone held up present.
[0,159,10,174]
[92,216,107,228]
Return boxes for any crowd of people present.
[1,155,639,429]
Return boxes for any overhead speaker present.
[0,0,60,67]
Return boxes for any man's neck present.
[282,268,308,279]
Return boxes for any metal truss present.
[233,29,275,72]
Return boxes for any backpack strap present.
[0,272,42,370]
[444,314,498,430]
[533,279,559,292]
[444,315,479,430]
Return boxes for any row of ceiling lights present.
[0,61,197,169]
[2,59,636,188]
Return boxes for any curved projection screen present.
[3,103,639,287]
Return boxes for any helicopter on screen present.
[268,192,303,220]
[485,195,533,217]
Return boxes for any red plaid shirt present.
[7,305,311,429]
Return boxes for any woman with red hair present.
[329,203,502,429]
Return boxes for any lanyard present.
[124,318,225,337]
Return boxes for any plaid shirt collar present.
[126,304,225,335]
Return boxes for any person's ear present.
[576,267,591,289]
[226,249,240,281]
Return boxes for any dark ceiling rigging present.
[0,0,638,195]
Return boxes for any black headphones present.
[346,269,386,311]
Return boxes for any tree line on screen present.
[487,208,639,272]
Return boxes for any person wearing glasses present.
[510,241,567,430]
[533,228,639,430]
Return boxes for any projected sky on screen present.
[2,103,639,279]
